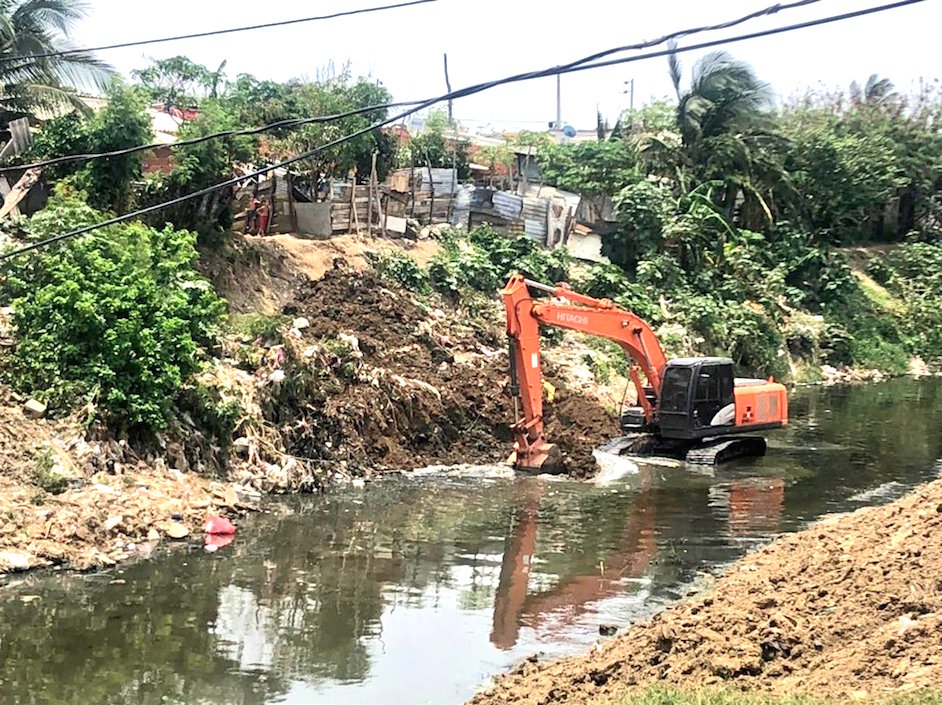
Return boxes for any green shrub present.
[365,250,431,294]
[0,196,226,430]
[32,447,68,494]
[230,313,289,343]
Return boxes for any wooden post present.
[426,157,434,224]
[366,151,379,234]
[409,160,416,217]
[443,53,453,123]
[287,170,298,233]
[347,171,357,235]
[447,146,457,223]
[382,194,388,238]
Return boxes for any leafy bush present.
[0,196,226,430]
[574,263,660,321]
[365,250,431,294]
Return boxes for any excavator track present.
[598,434,768,465]
[684,436,768,465]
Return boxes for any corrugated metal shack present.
[382,167,457,225]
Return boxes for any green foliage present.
[539,140,640,196]
[80,82,153,213]
[131,56,224,107]
[25,112,90,181]
[0,0,113,124]
[32,447,68,494]
[0,196,226,430]
[427,225,572,299]
[782,108,900,240]
[27,81,153,214]
[230,313,289,344]
[402,109,471,179]
[574,263,660,322]
[137,102,254,240]
[365,250,431,294]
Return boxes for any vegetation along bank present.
[2,11,942,577]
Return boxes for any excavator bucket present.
[512,441,565,475]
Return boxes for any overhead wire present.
[0,0,926,263]
[0,0,440,64]
[1,101,424,174]
[6,0,829,174]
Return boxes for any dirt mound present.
[472,479,942,703]
[0,386,252,574]
[199,233,441,315]
[257,261,619,478]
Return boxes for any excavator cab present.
[657,358,736,439]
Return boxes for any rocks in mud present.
[0,551,31,572]
[22,398,47,418]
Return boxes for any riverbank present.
[471,477,942,703]
[0,236,620,575]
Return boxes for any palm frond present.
[667,40,682,99]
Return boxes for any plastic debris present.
[203,515,236,535]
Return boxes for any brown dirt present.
[199,232,441,315]
[471,479,942,703]
[256,260,620,479]
[0,387,253,574]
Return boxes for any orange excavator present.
[502,274,788,473]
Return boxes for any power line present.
[2,101,423,174]
[6,0,830,174]
[0,0,439,64]
[550,0,827,75]
[0,0,924,263]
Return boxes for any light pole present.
[623,78,635,111]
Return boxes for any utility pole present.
[623,78,635,111]
[556,73,562,130]
[443,53,453,122]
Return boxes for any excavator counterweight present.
[502,274,788,473]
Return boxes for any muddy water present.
[2,379,942,705]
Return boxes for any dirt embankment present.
[0,387,252,574]
[1,236,619,573]
[250,259,619,480]
[472,480,942,703]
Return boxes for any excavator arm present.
[502,273,668,472]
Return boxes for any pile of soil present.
[258,260,620,479]
[0,385,252,574]
[472,479,942,703]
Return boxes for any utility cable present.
[5,0,831,174]
[0,0,924,263]
[2,101,423,174]
[0,0,439,64]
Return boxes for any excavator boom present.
[502,274,788,473]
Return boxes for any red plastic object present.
[203,515,236,535]
[205,533,235,549]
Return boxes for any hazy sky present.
[73,0,938,132]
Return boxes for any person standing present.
[243,193,259,234]
[256,198,271,236]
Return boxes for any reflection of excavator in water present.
[503,274,789,473]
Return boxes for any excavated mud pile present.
[0,388,251,574]
[472,479,942,703]
[261,261,619,479]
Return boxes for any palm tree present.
[666,43,792,229]
[668,42,774,155]
[0,0,113,124]
[849,74,899,105]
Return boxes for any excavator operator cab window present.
[693,362,735,428]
